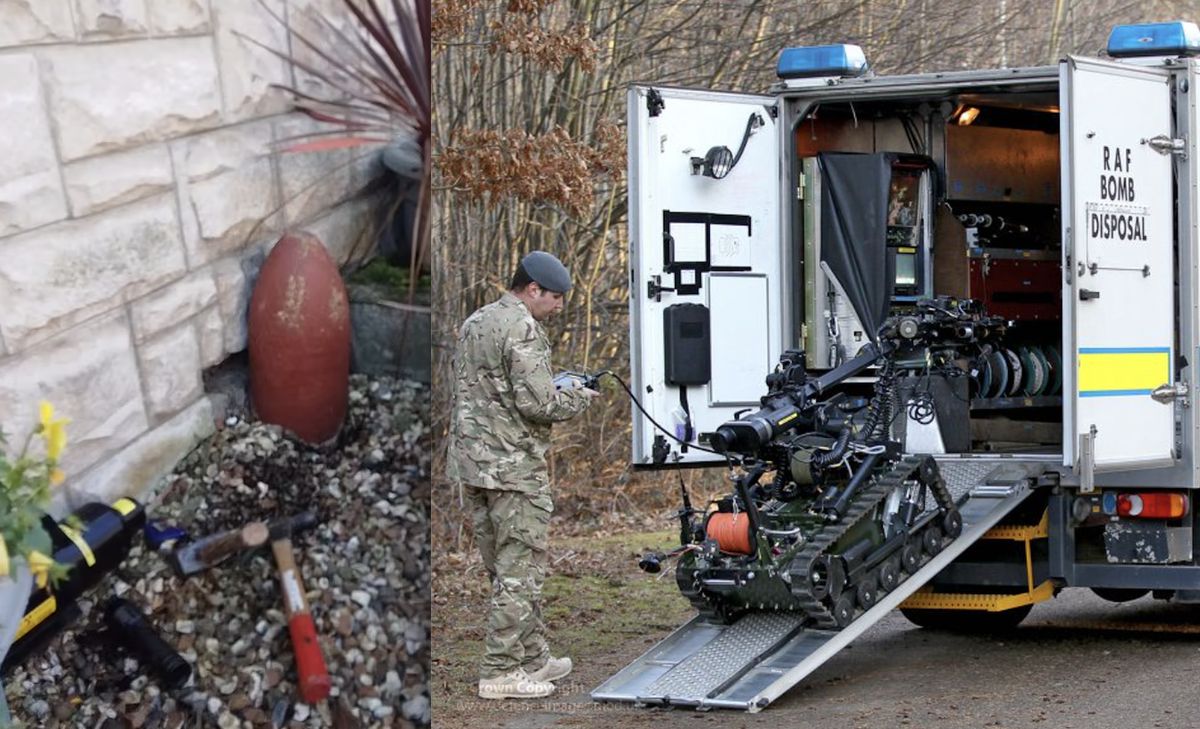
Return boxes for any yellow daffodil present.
[38,400,53,428]
[50,468,66,486]
[0,538,8,579]
[27,550,53,590]
[38,400,69,463]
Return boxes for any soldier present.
[447,251,598,699]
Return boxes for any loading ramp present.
[591,456,1055,712]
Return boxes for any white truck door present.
[627,86,782,465]
[1061,56,1176,474]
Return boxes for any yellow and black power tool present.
[2,498,146,673]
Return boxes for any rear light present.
[1102,491,1189,519]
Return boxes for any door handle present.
[1151,382,1189,405]
[1079,289,1100,301]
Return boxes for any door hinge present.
[1077,426,1097,494]
[647,88,664,117]
[1143,134,1187,158]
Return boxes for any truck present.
[592,20,1200,712]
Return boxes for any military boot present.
[527,655,572,682]
[478,668,555,699]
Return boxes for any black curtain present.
[818,152,893,341]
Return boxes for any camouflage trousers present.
[464,486,553,679]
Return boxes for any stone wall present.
[0,1,379,513]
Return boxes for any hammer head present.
[169,522,268,578]
[169,512,318,578]
[268,510,319,542]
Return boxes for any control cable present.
[586,370,728,457]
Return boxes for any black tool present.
[103,598,192,689]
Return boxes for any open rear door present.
[628,86,782,465]
[1061,57,1178,477]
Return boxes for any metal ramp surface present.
[592,456,1052,712]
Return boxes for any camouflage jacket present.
[446,292,591,494]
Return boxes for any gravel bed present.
[5,375,431,729]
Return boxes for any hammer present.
[169,512,318,578]
[271,517,331,704]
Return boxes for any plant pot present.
[347,284,431,383]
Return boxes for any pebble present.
[403,695,431,723]
[4,375,431,727]
[27,699,50,719]
[53,702,74,721]
[271,699,289,728]
[383,670,404,698]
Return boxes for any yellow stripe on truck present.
[1077,347,1170,397]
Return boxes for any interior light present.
[957,106,980,126]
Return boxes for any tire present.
[942,509,962,539]
[922,525,945,556]
[900,604,1033,632]
[856,573,878,610]
[900,542,923,574]
[878,557,901,592]
[1091,587,1150,603]
[833,593,856,627]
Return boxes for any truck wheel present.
[1090,587,1149,603]
[900,604,1033,632]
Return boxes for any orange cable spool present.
[706,512,753,554]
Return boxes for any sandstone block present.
[130,270,219,342]
[287,0,359,99]
[304,196,373,268]
[212,256,254,353]
[171,121,281,265]
[212,0,291,121]
[74,0,149,39]
[0,2,75,47]
[42,38,221,161]
[63,144,174,217]
[196,305,226,367]
[0,55,68,236]
[148,0,211,34]
[139,324,203,418]
[275,116,353,226]
[0,194,188,351]
[0,312,148,478]
[67,396,214,508]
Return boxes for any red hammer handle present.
[272,538,332,704]
[288,612,332,703]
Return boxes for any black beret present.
[521,251,572,292]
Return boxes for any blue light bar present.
[1107,21,1200,57]
[776,44,868,79]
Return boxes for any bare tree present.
[432,0,1185,547]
